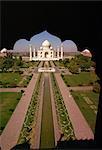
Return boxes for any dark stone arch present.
[1,1,102,148]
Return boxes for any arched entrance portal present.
[45,52,48,58]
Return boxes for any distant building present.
[0,48,8,57]
[29,40,63,61]
[81,49,92,57]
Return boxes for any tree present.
[0,58,5,72]
[12,63,20,72]
[69,54,94,72]
[14,56,23,67]
[63,58,70,68]
[69,64,79,74]
[0,56,14,72]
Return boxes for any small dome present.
[81,49,92,57]
[82,49,90,53]
[42,40,51,47]
[1,48,7,53]
[40,47,43,50]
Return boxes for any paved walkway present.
[0,88,26,92]
[0,61,44,150]
[51,61,94,140]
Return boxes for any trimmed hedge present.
[51,73,75,140]
[18,73,42,144]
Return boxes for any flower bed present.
[18,73,42,143]
[51,73,75,140]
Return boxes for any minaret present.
[33,47,35,58]
[61,44,63,60]
[29,44,32,61]
[57,46,60,59]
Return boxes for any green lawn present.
[0,72,22,87]
[62,72,98,87]
[71,91,99,132]
[0,92,22,134]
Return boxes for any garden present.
[0,72,22,88]
[0,55,40,88]
[61,72,99,87]
[71,91,99,132]
[21,61,39,69]
[0,72,33,88]
[54,60,65,68]
[0,92,22,134]
[51,73,75,140]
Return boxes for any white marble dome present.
[42,40,51,47]
[1,48,7,53]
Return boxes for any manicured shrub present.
[18,73,42,144]
[51,73,75,139]
[93,81,100,93]
[78,84,83,86]
[9,108,14,112]
[89,82,93,85]
[21,90,24,93]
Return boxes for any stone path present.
[51,61,94,140]
[0,88,26,92]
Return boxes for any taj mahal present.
[29,40,63,61]
[11,31,78,61]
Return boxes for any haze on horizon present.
[13,31,78,52]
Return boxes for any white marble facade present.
[29,40,63,61]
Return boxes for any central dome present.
[42,40,51,47]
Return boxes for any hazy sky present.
[13,31,78,52]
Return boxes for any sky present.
[13,30,78,52]
[1,1,102,53]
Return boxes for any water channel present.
[40,73,55,149]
